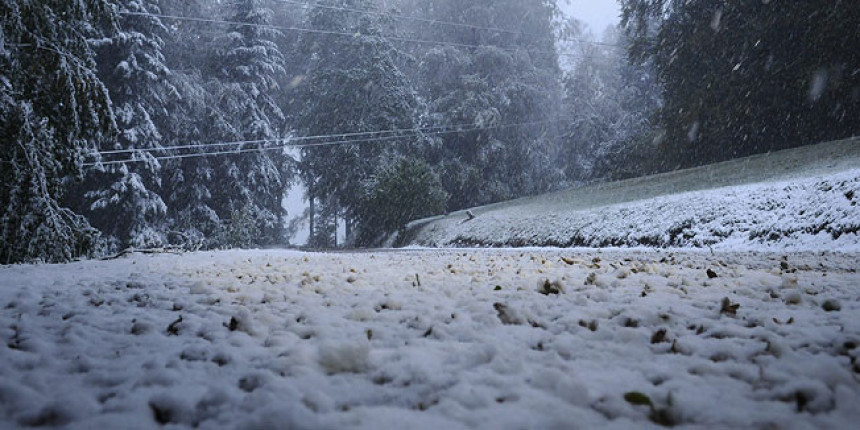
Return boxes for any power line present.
[97,120,500,156]
[86,119,563,167]
[121,11,508,53]
[273,0,623,49]
[90,119,562,166]
[120,11,599,59]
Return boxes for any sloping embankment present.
[402,137,860,251]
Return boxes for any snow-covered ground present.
[404,138,860,251]
[2,249,858,428]
[409,169,860,251]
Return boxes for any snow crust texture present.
[1,249,858,429]
[410,169,860,251]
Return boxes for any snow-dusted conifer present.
[81,0,174,251]
[560,28,650,182]
[0,0,116,263]
[413,0,565,210]
[208,0,291,247]
[295,0,422,245]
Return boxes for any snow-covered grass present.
[404,137,860,251]
[1,249,859,428]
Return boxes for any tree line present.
[619,0,859,170]
[1,0,856,263]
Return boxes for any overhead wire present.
[272,0,624,50]
[86,119,564,167]
[96,119,511,156]
[119,11,610,59]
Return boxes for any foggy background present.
[561,0,620,34]
[285,1,624,247]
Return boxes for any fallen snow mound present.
[405,138,860,251]
[1,249,858,428]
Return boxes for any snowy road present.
[1,249,858,429]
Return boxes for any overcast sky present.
[560,0,621,34]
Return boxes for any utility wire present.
[86,119,563,167]
[123,11,509,53]
[274,0,624,49]
[91,119,562,165]
[97,120,505,156]
[120,11,601,59]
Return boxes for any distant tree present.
[150,0,292,249]
[294,0,423,246]
[409,0,566,210]
[620,0,860,169]
[355,157,449,246]
[155,71,222,250]
[155,0,224,249]
[0,0,117,263]
[308,193,339,249]
[560,26,661,183]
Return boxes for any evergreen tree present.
[621,0,860,169]
[355,157,448,246]
[560,26,661,183]
[208,0,292,248]
[0,0,117,263]
[309,193,339,249]
[158,0,292,249]
[79,0,174,251]
[295,0,424,246]
[409,0,566,210]
[156,0,224,249]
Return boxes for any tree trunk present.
[333,212,338,249]
[308,181,315,247]
[345,217,353,247]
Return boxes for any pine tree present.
[0,0,117,263]
[560,27,661,183]
[410,0,566,210]
[295,0,423,246]
[155,0,223,249]
[157,0,291,249]
[620,0,860,168]
[208,0,292,248]
[78,0,174,251]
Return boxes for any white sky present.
[560,0,621,34]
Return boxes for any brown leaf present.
[720,297,739,316]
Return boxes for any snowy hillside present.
[404,138,860,250]
[1,249,859,428]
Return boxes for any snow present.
[405,138,860,251]
[410,169,860,251]
[1,249,859,428]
